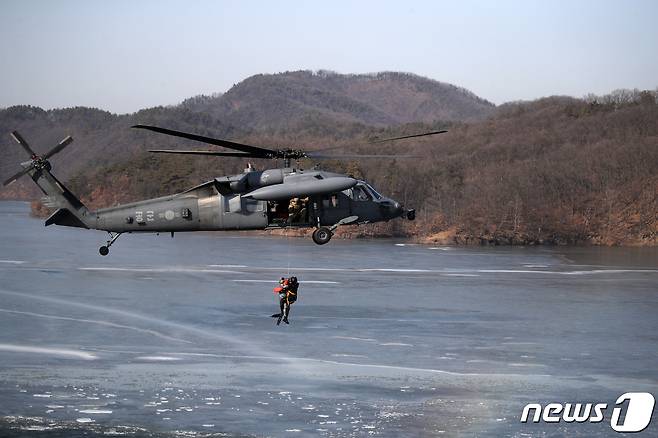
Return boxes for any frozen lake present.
[0,201,656,437]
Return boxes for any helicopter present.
[3,125,445,255]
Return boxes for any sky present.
[1,0,657,114]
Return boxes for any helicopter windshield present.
[345,182,384,201]
[365,183,383,200]
[351,185,371,201]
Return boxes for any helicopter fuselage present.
[92,168,409,235]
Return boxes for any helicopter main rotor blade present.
[149,149,255,158]
[10,131,37,157]
[369,129,448,143]
[307,153,422,159]
[3,167,32,186]
[42,136,73,160]
[310,129,449,154]
[133,124,275,157]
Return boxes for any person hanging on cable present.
[282,276,298,324]
[272,277,288,325]
[271,276,299,325]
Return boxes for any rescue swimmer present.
[271,276,299,325]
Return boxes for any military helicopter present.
[3,125,445,255]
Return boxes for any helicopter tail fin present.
[3,131,92,229]
[38,171,91,229]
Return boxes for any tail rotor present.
[3,131,74,186]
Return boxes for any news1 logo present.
[521,392,655,433]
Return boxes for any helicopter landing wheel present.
[312,227,333,245]
[98,232,122,256]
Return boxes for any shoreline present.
[1,199,655,248]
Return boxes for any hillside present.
[389,94,658,246]
[182,70,495,131]
[1,70,492,197]
[26,90,658,247]
[0,105,243,189]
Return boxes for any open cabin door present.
[266,198,315,228]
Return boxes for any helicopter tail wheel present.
[312,227,333,245]
[406,209,416,221]
[98,232,122,256]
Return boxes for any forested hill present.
[184,92,658,246]
[0,73,656,246]
[0,71,492,187]
[181,70,495,130]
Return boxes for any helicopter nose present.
[380,199,405,219]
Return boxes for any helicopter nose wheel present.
[99,232,122,256]
[312,227,333,245]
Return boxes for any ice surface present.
[0,201,657,437]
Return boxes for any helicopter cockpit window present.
[365,184,383,200]
[352,185,371,201]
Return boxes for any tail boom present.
[28,164,92,229]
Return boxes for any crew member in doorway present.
[288,197,309,224]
